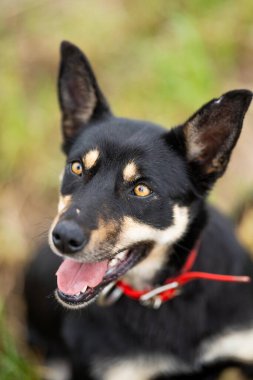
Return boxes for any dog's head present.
[49,41,252,309]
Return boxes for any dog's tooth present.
[116,251,127,261]
[81,285,87,293]
[109,258,119,268]
[106,267,114,275]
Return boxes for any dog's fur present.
[25,41,253,380]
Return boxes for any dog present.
[25,41,253,380]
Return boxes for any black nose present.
[52,220,86,254]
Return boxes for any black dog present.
[25,41,253,380]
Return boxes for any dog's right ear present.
[58,41,111,153]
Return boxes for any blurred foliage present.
[0,303,38,380]
[235,194,253,252]
[0,0,253,378]
[1,1,252,163]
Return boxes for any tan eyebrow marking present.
[58,195,72,214]
[123,161,139,182]
[83,149,100,170]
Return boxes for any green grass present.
[0,303,38,380]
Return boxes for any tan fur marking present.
[83,149,100,170]
[57,195,72,215]
[85,219,117,254]
[123,161,139,182]
[206,156,227,174]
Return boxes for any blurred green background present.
[0,1,253,379]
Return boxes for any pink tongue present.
[56,259,108,296]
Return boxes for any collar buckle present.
[140,296,162,309]
[139,281,179,309]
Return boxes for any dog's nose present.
[52,220,86,254]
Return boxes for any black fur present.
[24,41,253,379]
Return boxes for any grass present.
[0,303,38,380]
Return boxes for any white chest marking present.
[92,355,189,380]
[200,326,253,364]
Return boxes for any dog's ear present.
[168,90,252,192]
[58,41,111,153]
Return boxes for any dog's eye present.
[71,161,83,176]
[133,184,152,197]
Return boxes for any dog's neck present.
[158,204,208,281]
[123,204,207,290]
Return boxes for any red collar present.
[116,242,251,308]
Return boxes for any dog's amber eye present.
[71,162,83,176]
[133,184,151,197]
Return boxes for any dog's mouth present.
[55,243,150,308]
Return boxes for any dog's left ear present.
[58,41,111,152]
[168,90,252,192]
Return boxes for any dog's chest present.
[90,326,253,380]
[91,354,189,380]
[62,283,253,378]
